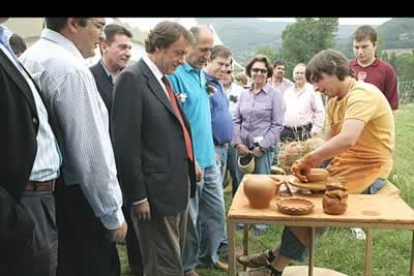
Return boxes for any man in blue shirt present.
[168,25,228,276]
[205,45,233,184]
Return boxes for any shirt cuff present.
[132,198,148,206]
[99,207,125,230]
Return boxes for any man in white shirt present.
[20,18,127,276]
[281,63,325,142]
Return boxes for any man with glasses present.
[21,18,127,276]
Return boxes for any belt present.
[25,180,56,191]
[215,142,230,148]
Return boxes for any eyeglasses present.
[251,68,268,74]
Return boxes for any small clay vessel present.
[244,175,282,209]
[305,168,329,182]
[323,182,348,215]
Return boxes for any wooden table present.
[227,176,414,276]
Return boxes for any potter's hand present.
[236,143,251,157]
[291,154,314,182]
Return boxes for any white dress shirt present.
[20,29,124,230]
[283,82,325,134]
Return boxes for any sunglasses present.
[251,68,268,74]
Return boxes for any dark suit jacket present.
[0,49,36,245]
[90,62,114,119]
[112,59,196,216]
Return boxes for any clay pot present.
[323,182,348,215]
[305,168,329,182]
[244,175,282,209]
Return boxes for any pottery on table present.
[323,182,348,215]
[244,175,283,209]
[305,168,329,182]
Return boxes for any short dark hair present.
[103,24,132,44]
[305,49,352,83]
[210,45,232,61]
[145,21,194,54]
[9,33,27,56]
[45,17,88,32]
[353,25,377,45]
[273,59,287,68]
[245,54,273,78]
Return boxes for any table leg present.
[228,219,236,276]
[308,227,315,276]
[410,231,414,276]
[243,223,249,271]
[364,229,373,276]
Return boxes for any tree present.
[280,18,339,76]
[254,45,279,63]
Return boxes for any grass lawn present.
[119,104,414,276]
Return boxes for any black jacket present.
[112,59,196,216]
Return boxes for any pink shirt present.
[270,78,293,94]
[283,83,325,134]
[350,58,398,110]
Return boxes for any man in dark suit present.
[90,24,132,119]
[90,24,143,276]
[0,18,61,276]
[112,21,200,276]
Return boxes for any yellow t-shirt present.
[326,80,395,194]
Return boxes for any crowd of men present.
[1,17,397,276]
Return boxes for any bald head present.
[187,25,214,69]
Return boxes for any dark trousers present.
[279,124,312,143]
[55,185,120,276]
[0,191,58,276]
[123,205,144,276]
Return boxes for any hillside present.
[197,18,358,65]
[198,18,414,65]
[377,18,414,49]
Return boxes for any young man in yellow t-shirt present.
[237,49,395,276]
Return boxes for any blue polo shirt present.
[167,63,215,169]
[205,72,233,145]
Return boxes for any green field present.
[119,104,414,276]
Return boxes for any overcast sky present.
[259,18,392,25]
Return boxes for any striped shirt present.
[0,25,61,182]
[20,29,124,230]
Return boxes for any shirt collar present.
[0,24,12,46]
[142,54,164,82]
[99,59,113,82]
[182,62,200,73]
[249,82,271,94]
[41,28,85,61]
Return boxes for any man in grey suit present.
[112,21,201,276]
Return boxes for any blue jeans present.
[278,178,387,261]
[182,165,227,273]
[215,145,229,185]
